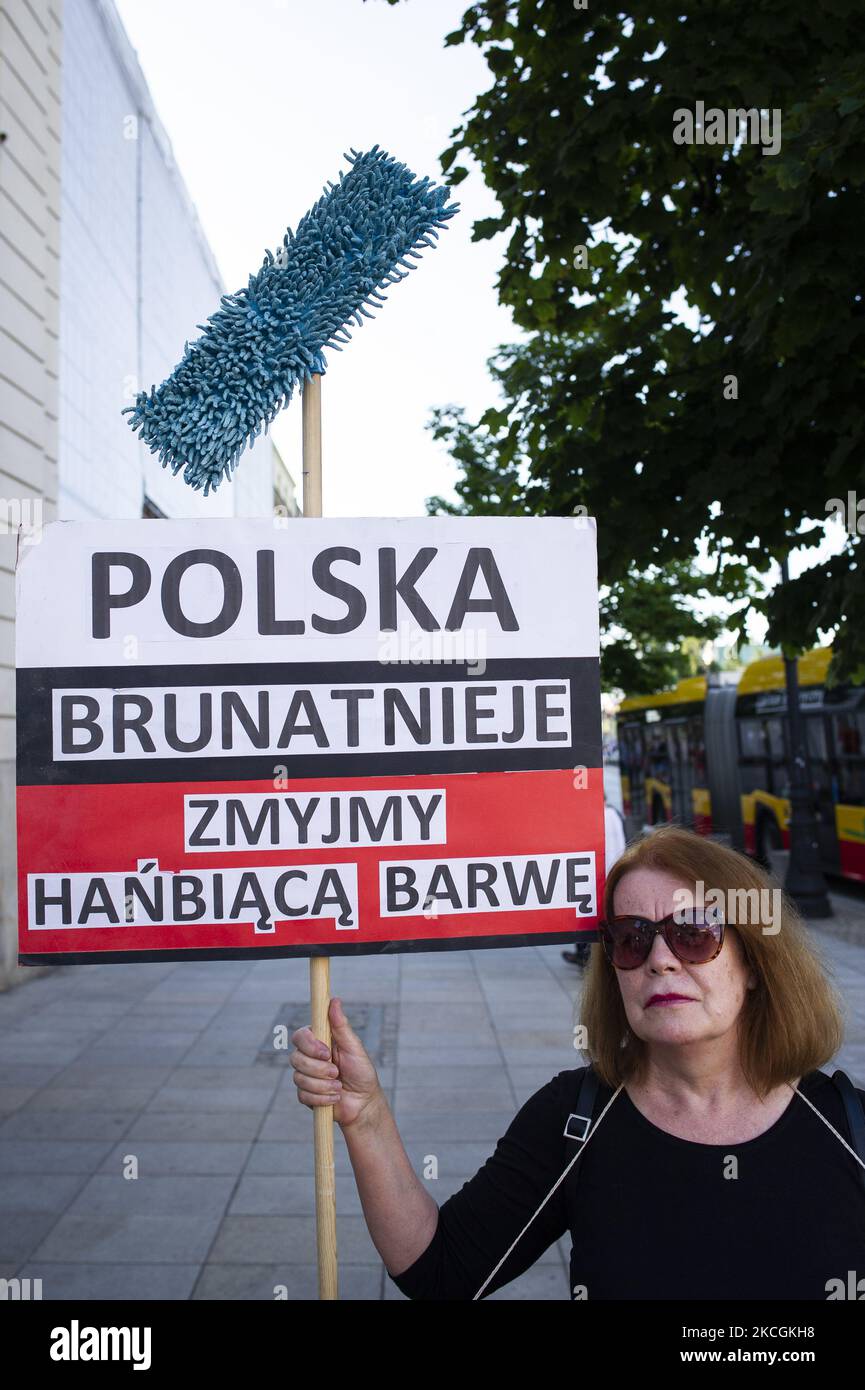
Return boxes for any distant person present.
[562,801,627,968]
[291,826,865,1300]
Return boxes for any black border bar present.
[20,926,601,967]
[16,656,602,785]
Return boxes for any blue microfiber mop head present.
[122,145,459,495]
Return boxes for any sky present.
[115,0,516,520]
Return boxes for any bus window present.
[834,712,865,805]
[737,718,769,795]
[764,716,789,799]
[689,716,707,782]
[738,719,765,758]
[837,758,865,806]
[806,716,828,761]
[648,730,671,783]
[620,722,646,819]
[765,716,785,761]
[666,719,693,826]
[805,716,831,795]
[834,711,863,757]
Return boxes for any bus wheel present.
[756,813,783,870]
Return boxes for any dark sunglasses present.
[600,908,725,970]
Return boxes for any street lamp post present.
[780,558,832,919]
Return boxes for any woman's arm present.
[339,1088,440,1274]
[291,999,575,1299]
[290,997,439,1274]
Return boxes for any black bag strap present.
[562,1065,613,1177]
[563,1065,599,1142]
[832,1069,865,1188]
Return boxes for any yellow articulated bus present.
[617,648,865,884]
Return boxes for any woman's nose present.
[647,930,680,970]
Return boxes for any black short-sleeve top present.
[388,1067,865,1301]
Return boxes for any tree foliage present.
[427,403,726,692]
[380,0,865,685]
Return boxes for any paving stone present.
[224,985,312,1005]
[0,1210,64,1264]
[145,1085,275,1114]
[98,1141,252,1176]
[46,1065,174,1089]
[396,1045,502,1066]
[324,985,400,1005]
[4,1027,118,1047]
[33,1213,223,1264]
[14,1262,200,1301]
[0,1140,113,1175]
[24,1087,159,1113]
[209,1005,288,1021]
[207,1214,379,1265]
[244,1141,354,1176]
[119,1012,220,1031]
[399,982,486,1002]
[227,1174,364,1217]
[0,1175,91,1218]
[164,1066,281,1090]
[500,1047,578,1068]
[0,1111,132,1141]
[257,1107,334,1142]
[64,1173,236,1218]
[74,1045,199,1067]
[125,1111,263,1143]
[497,1027,581,1047]
[396,1064,509,1089]
[393,1084,515,1113]
[0,1065,66,1087]
[31,1003,132,1024]
[391,1110,518,1142]
[0,1046,88,1068]
[179,1046,261,1066]
[0,1087,38,1111]
[393,1004,495,1032]
[192,1263,383,1301]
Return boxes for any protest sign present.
[16,515,603,964]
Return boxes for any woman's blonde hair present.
[581,825,845,1096]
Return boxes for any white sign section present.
[15,516,599,669]
[379,852,597,917]
[183,790,448,852]
[52,679,571,762]
[28,859,360,931]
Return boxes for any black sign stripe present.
[19,926,601,967]
[17,657,602,785]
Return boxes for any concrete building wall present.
[0,0,298,988]
[0,0,62,988]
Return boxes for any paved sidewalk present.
[1,905,863,1301]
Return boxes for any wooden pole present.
[302,373,337,1300]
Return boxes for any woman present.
[290,826,865,1299]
